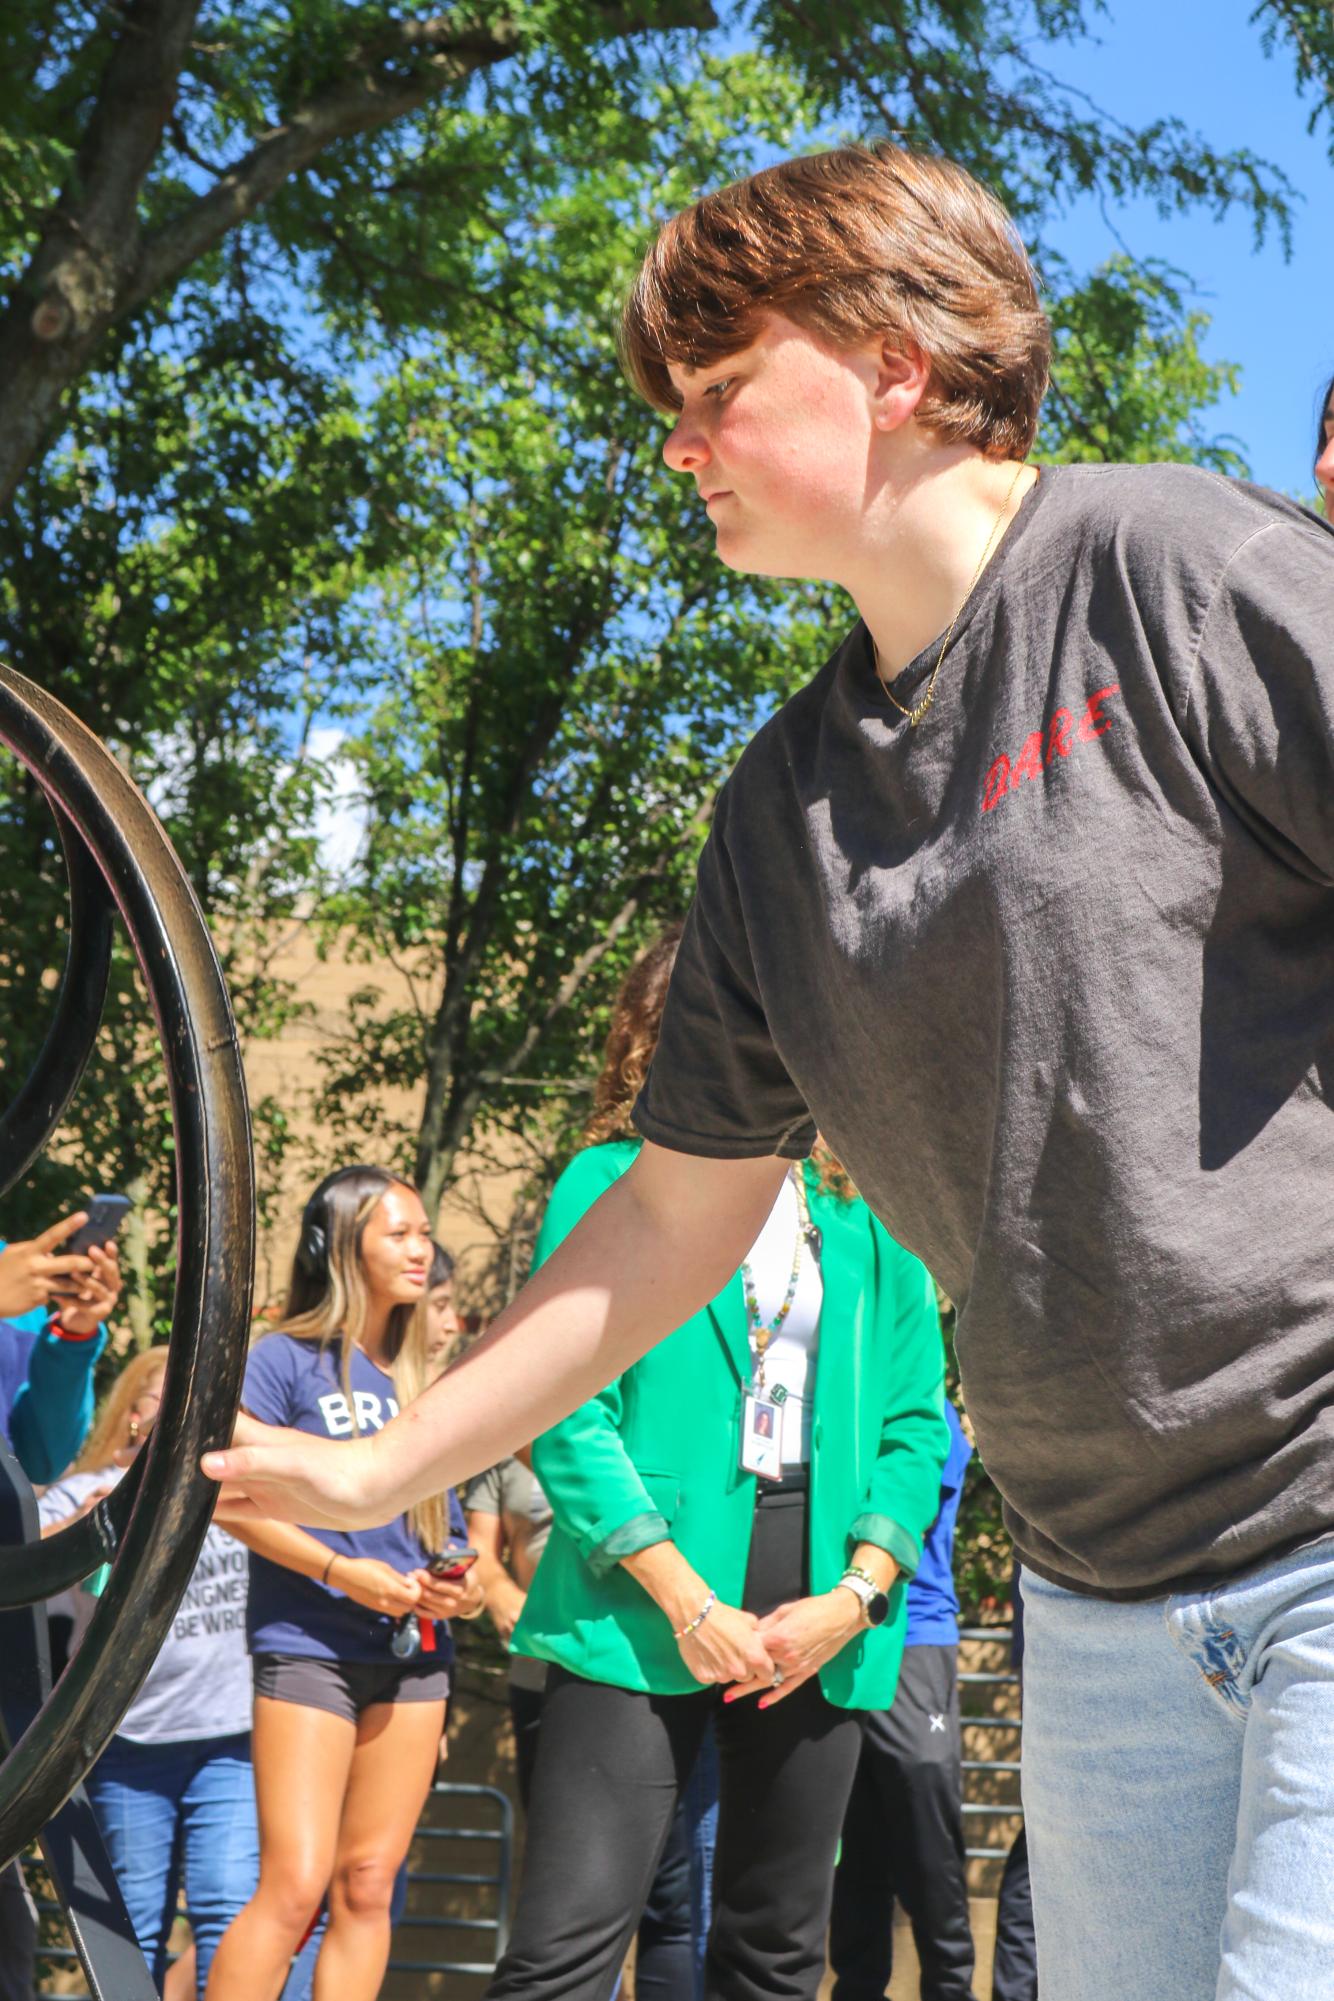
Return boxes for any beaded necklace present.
[741,1169,814,1396]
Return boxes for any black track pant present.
[829,1642,977,2001]
[990,1828,1036,2001]
[487,1488,862,2001]
[0,1863,36,2001]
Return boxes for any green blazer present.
[512,1141,949,1711]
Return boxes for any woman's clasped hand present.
[675,1584,866,1707]
[725,1589,865,1707]
[674,1592,775,1687]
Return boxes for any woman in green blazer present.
[488,928,950,2001]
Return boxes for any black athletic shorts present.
[252,1651,450,1723]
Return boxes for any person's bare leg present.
[311,1698,444,2001]
[204,1698,355,2001]
[163,1939,195,2001]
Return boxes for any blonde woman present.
[205,1167,482,2001]
[39,1346,256,1997]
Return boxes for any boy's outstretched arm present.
[203,1141,787,1529]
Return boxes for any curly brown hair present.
[584,925,684,1145]
[585,923,854,1202]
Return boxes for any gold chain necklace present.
[877,461,1028,729]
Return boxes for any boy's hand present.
[203,1411,400,1531]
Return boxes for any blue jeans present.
[83,1731,258,1995]
[1020,1535,1334,2000]
[683,1719,719,2001]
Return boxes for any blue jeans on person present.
[1019,1535,1334,2001]
[83,1730,258,1995]
[683,1719,720,2001]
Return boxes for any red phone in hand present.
[430,1546,479,1581]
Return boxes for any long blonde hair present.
[266,1166,444,1551]
[73,1345,171,1475]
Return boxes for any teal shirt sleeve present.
[528,1145,672,1579]
[847,1230,950,1579]
[10,1322,107,1483]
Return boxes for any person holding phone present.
[0,1202,124,2001]
[38,1347,258,1999]
[0,1199,125,1482]
[205,1167,482,2001]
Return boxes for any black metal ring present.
[0,806,115,1203]
[0,665,254,1868]
[0,1452,147,1609]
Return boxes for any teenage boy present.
[208,143,1334,2001]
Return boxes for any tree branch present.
[0,0,714,508]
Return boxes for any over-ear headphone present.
[295,1166,389,1286]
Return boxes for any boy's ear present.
[870,339,931,432]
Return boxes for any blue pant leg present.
[179,1733,260,1996]
[1019,1568,1239,2001]
[84,1736,185,1988]
[1198,1537,1334,2001]
[682,1719,719,2001]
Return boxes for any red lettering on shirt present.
[980,686,1123,814]
[1078,685,1121,740]
[1010,731,1045,787]
[981,755,1011,812]
[1046,707,1074,762]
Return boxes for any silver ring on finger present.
[771,1667,784,1689]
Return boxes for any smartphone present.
[63,1194,132,1256]
[429,1546,479,1581]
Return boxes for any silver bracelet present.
[673,1589,716,1641]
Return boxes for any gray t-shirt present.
[464,1457,554,1689]
[463,1456,553,1573]
[635,462,1334,1601]
[40,1467,253,1742]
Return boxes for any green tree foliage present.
[1253,0,1334,152]
[1042,257,1247,469]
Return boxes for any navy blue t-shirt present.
[905,1401,973,1647]
[242,1332,465,1664]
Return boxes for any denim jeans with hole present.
[1020,1534,1334,2001]
[83,1730,258,1995]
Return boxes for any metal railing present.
[31,1778,513,1997]
[959,1622,1023,1866]
[386,1779,513,1977]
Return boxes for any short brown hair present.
[622,143,1050,460]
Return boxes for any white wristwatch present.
[837,1568,890,1628]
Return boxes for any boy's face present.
[663,314,897,582]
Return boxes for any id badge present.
[740,1393,784,1481]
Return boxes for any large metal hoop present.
[0,664,254,1867]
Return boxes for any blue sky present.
[1044,0,1334,497]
